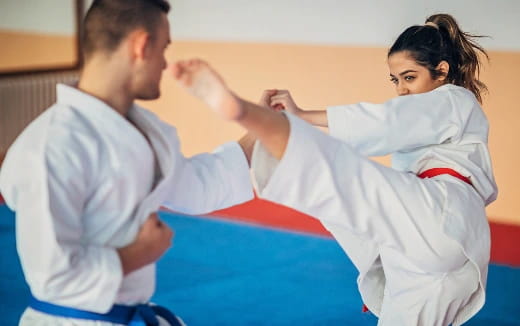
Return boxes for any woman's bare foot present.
[171,59,244,120]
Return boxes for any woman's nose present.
[396,83,409,96]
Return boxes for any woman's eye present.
[390,78,398,84]
[404,75,415,81]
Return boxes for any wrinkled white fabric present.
[251,85,496,326]
[0,84,254,325]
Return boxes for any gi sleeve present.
[162,141,254,215]
[326,87,470,156]
[3,125,123,313]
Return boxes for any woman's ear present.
[436,60,450,82]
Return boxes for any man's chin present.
[136,90,160,101]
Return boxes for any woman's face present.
[388,51,446,96]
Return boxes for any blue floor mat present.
[1,205,519,325]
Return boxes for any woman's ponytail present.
[426,14,488,103]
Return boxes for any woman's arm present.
[327,87,473,156]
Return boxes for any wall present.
[168,0,520,51]
[151,0,520,225]
[1,1,519,225]
[140,41,520,226]
[0,0,75,35]
[0,30,76,72]
[0,0,77,73]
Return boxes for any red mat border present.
[208,197,520,267]
[1,194,518,266]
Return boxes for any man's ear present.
[435,60,450,82]
[128,29,150,61]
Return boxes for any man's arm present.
[9,130,124,312]
[117,212,173,276]
[162,140,254,215]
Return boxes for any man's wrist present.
[117,243,145,276]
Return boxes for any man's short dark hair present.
[82,0,170,59]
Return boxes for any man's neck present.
[77,56,134,117]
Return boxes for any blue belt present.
[29,295,183,326]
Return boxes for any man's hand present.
[117,212,174,275]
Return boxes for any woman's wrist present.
[298,109,329,127]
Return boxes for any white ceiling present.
[1,0,518,50]
[169,0,520,51]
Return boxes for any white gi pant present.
[251,113,487,326]
[19,308,186,326]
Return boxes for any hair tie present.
[424,21,439,29]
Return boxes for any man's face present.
[133,14,171,100]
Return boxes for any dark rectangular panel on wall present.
[0,71,79,163]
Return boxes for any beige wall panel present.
[141,41,520,225]
[0,30,76,72]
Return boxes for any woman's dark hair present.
[388,14,488,103]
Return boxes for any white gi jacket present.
[251,84,497,325]
[0,84,254,313]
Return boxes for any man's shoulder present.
[133,105,166,124]
[15,102,100,153]
[132,105,178,134]
[3,103,99,176]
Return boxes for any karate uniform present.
[251,84,497,326]
[0,84,254,325]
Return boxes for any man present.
[0,0,254,325]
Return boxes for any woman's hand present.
[268,89,303,115]
[259,89,303,116]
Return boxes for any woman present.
[172,13,497,326]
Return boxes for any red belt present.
[417,168,472,185]
[361,168,471,314]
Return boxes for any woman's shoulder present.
[435,84,479,104]
[435,84,489,129]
